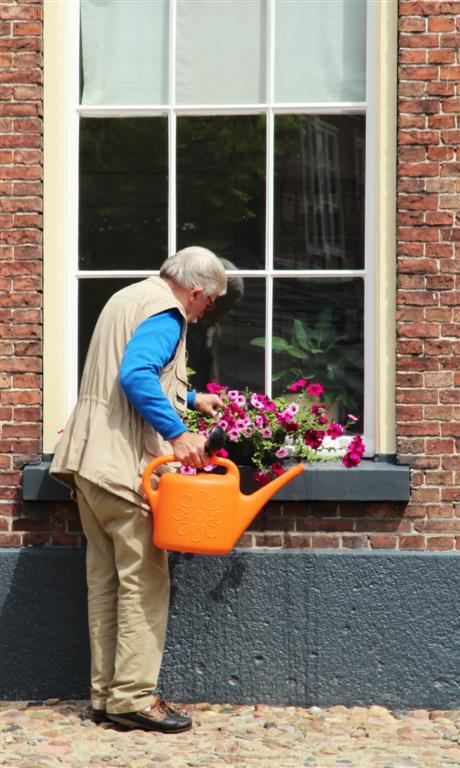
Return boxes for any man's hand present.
[169,431,209,468]
[195,392,224,417]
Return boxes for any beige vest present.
[50,277,188,509]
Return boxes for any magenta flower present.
[271,462,285,477]
[287,379,308,392]
[252,471,271,485]
[327,423,344,439]
[307,383,324,398]
[303,429,325,450]
[206,382,226,394]
[342,451,362,468]
[216,448,228,458]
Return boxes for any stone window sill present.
[22,455,410,503]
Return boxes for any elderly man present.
[51,246,227,733]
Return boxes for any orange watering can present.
[142,440,304,556]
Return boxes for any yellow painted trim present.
[374,0,398,454]
[43,0,73,452]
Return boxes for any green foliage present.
[251,308,363,413]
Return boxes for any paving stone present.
[1,701,460,767]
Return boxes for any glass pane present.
[78,278,137,381]
[177,116,266,269]
[271,278,364,425]
[79,118,168,270]
[275,0,366,103]
[274,115,365,270]
[81,0,169,106]
[176,0,266,105]
[187,278,265,394]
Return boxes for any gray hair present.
[160,246,227,297]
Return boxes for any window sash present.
[60,0,377,453]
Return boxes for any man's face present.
[187,287,218,322]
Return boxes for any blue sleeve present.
[119,309,191,440]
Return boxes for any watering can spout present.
[236,463,305,540]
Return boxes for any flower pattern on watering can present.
[172,490,224,544]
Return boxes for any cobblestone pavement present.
[1,700,460,768]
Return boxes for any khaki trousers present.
[74,475,170,715]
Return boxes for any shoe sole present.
[107,713,192,734]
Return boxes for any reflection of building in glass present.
[275,115,365,270]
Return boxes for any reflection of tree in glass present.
[251,308,363,419]
[79,118,168,270]
[177,116,266,269]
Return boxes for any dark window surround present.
[22,456,410,503]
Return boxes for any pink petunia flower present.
[303,429,325,450]
[228,427,240,441]
[287,379,308,392]
[327,423,344,439]
[342,451,362,468]
[206,382,226,394]
[307,383,324,398]
[253,471,271,485]
[275,446,289,458]
[227,390,240,401]
[261,427,272,438]
[250,393,265,409]
[179,466,197,475]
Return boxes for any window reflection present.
[274,115,365,270]
[187,277,265,393]
[177,116,266,269]
[272,278,364,424]
[78,278,137,381]
[79,119,168,270]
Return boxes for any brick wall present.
[0,0,45,546]
[1,0,459,552]
[396,0,460,551]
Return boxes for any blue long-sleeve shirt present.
[119,309,196,440]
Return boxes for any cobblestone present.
[0,701,459,767]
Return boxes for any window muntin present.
[76,0,373,442]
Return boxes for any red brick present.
[426,536,455,550]
[399,17,427,33]
[399,536,426,550]
[369,535,398,549]
[399,49,428,64]
[398,162,440,177]
[429,17,455,32]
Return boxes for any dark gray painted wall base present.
[1,548,459,709]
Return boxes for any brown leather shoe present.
[107,700,192,733]
[91,708,110,724]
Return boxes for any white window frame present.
[44,0,397,458]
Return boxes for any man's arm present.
[119,310,219,467]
